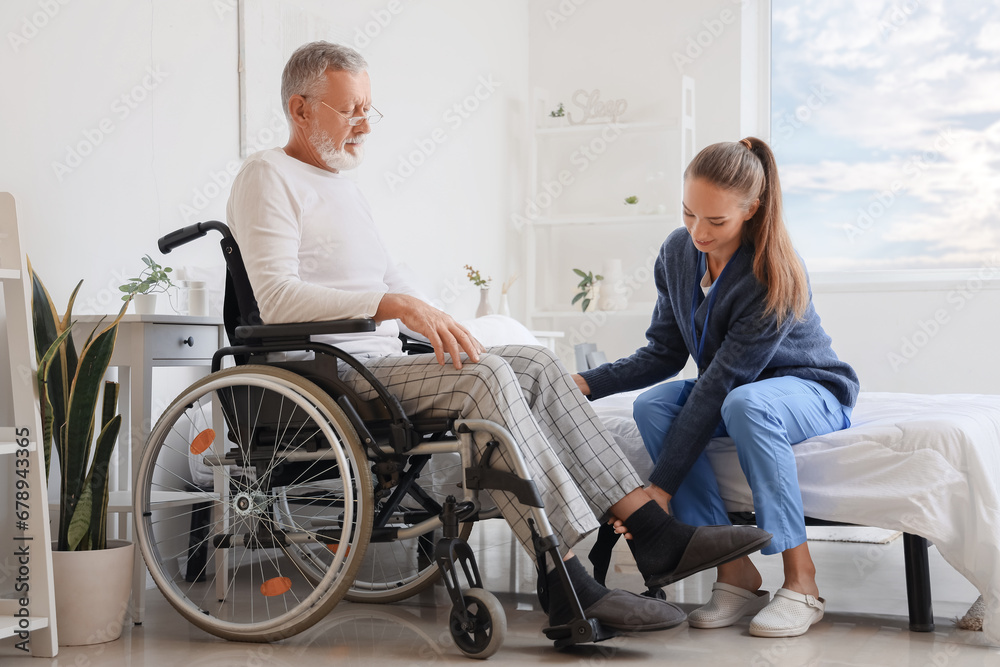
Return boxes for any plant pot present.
[133,293,157,314]
[52,540,134,646]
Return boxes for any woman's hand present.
[572,373,591,396]
[607,515,633,540]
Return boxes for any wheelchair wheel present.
[449,588,506,659]
[134,366,373,642]
[274,452,475,604]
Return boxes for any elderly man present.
[227,41,770,634]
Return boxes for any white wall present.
[814,275,1000,394]
[0,0,528,318]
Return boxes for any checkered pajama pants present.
[340,345,644,557]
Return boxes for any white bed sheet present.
[591,390,1000,643]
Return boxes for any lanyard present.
[690,246,740,374]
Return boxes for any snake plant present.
[29,260,127,551]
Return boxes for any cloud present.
[773,0,1000,269]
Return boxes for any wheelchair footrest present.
[542,618,621,649]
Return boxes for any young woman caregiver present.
[573,137,859,638]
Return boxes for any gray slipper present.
[578,589,687,632]
[645,525,772,588]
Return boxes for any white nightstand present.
[69,313,225,624]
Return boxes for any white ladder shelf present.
[0,192,59,656]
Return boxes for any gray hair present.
[280,41,368,120]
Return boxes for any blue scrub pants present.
[633,376,852,555]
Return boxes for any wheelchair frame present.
[133,221,618,657]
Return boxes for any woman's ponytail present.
[685,137,808,326]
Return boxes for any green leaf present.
[79,398,120,551]
[62,316,124,541]
[581,298,591,312]
[572,268,588,278]
[595,274,604,281]
[28,263,78,482]
[571,293,585,305]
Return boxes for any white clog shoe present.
[688,582,770,629]
[749,587,825,637]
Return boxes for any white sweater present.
[227,148,418,356]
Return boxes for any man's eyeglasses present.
[319,101,384,127]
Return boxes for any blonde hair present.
[684,137,808,326]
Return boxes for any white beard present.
[309,126,365,171]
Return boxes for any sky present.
[771,0,1000,271]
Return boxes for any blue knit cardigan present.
[580,227,859,494]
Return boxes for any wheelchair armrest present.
[235,318,376,340]
[400,332,435,355]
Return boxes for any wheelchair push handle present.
[158,220,231,253]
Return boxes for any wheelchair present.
[132,221,619,658]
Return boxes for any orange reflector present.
[189,429,215,455]
[260,577,292,597]
[325,544,350,556]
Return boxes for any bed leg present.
[903,533,934,632]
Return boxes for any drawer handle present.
[182,336,195,347]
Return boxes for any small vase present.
[598,259,628,311]
[584,284,600,313]
[476,288,494,318]
[498,293,511,317]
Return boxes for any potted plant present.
[571,268,603,313]
[623,195,640,215]
[465,264,493,317]
[29,261,135,646]
[545,102,567,127]
[119,254,174,314]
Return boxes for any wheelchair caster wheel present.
[449,588,506,659]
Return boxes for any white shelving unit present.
[0,193,59,656]
[524,78,696,370]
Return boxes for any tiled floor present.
[3,522,998,666]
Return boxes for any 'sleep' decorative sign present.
[567,89,628,125]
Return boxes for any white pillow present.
[459,315,540,347]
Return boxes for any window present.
[771,0,1000,271]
